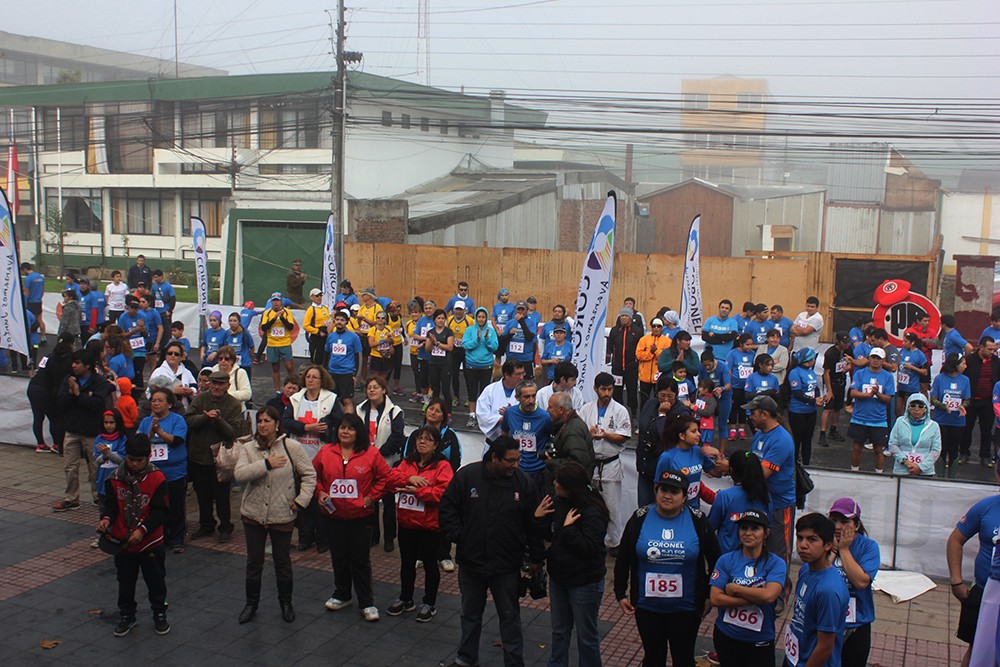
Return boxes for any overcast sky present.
[6,0,998,182]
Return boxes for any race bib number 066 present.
[723,605,763,632]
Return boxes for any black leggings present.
[464,366,493,402]
[712,625,774,667]
[392,344,403,380]
[730,389,747,426]
[634,607,700,667]
[132,357,145,388]
[398,527,441,606]
[941,425,963,467]
[841,623,871,667]
[27,384,63,448]
[429,363,452,404]
[788,411,818,465]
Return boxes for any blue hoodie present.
[887,393,941,476]
[462,307,499,369]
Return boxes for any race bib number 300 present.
[329,479,359,499]
[644,572,682,598]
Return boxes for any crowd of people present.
[18,260,1000,667]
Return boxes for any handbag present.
[236,412,253,438]
[98,531,124,556]
[795,461,814,510]
[212,438,245,483]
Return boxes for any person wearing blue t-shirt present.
[942,314,973,359]
[538,304,573,348]
[491,288,517,332]
[746,395,796,567]
[138,387,189,552]
[445,281,476,316]
[702,299,741,360]
[981,309,1000,355]
[827,498,881,667]
[707,450,772,554]
[768,305,794,349]
[849,315,873,351]
[540,326,573,381]
[787,348,826,466]
[117,296,149,387]
[734,301,755,336]
[895,333,928,416]
[224,314,256,371]
[727,335,756,441]
[743,304,771,350]
[500,380,552,488]
[524,296,542,340]
[138,295,163,373]
[849,348,896,473]
[325,312,363,406]
[654,414,719,511]
[710,509,787,667]
[930,353,971,470]
[745,354,779,403]
[200,311,229,368]
[786,513,849,667]
[947,477,1000,666]
[239,302,263,338]
[151,270,176,338]
[699,352,732,451]
[614,469,721,667]
[501,303,536,372]
[79,279,106,340]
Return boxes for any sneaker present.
[189,526,214,540]
[387,599,415,616]
[706,651,720,666]
[818,433,829,448]
[982,457,995,469]
[113,616,137,637]
[958,455,969,465]
[452,396,459,407]
[440,559,456,573]
[863,442,874,451]
[362,606,380,622]
[829,427,845,442]
[466,414,477,429]
[153,611,170,635]
[53,500,80,512]
[324,597,352,611]
[35,443,49,453]
[49,444,60,454]
[90,537,100,548]
[408,393,421,403]
[416,560,423,568]
[728,428,737,440]
[218,531,232,543]
[416,604,436,623]
[738,428,747,440]
[171,544,185,554]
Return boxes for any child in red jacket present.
[115,377,139,434]
[384,426,454,621]
[96,433,170,638]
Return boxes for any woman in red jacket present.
[385,426,455,623]
[314,412,390,622]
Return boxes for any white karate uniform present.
[536,384,585,413]
[579,398,632,548]
[476,380,519,443]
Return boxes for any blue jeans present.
[548,577,604,667]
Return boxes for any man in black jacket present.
[54,349,114,511]
[439,437,544,667]
[962,336,1000,466]
[126,254,152,290]
[606,307,642,418]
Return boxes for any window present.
[0,110,32,143]
[182,192,227,237]
[259,100,322,149]
[401,114,411,129]
[737,94,764,110]
[45,188,102,233]
[101,102,172,174]
[0,56,35,85]
[42,107,87,151]
[683,93,709,110]
[111,190,176,236]
[181,102,251,149]
[381,111,392,127]
[420,117,429,132]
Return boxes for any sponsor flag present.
[190,217,209,317]
[571,192,617,403]
[679,215,703,334]
[322,213,338,310]
[0,186,29,356]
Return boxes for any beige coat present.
[234,434,316,526]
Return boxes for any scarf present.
[111,461,155,531]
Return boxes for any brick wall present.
[557,199,607,251]
[351,199,408,243]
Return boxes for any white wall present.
[940,192,1000,268]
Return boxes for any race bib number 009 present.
[329,479,359,499]
[644,572,682,598]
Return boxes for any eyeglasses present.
[651,324,663,328]
[502,455,521,464]
[908,402,927,409]
[165,351,182,357]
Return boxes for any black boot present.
[238,602,257,624]
[280,601,296,623]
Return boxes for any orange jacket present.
[635,332,671,384]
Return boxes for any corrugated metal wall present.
[826,142,889,204]
[731,192,824,255]
[407,191,558,249]
[824,206,880,253]
[879,210,935,256]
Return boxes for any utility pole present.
[174,0,180,79]
[328,1,361,278]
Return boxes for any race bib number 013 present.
[329,479,359,499]
[723,605,763,632]
[644,573,682,598]
[150,444,169,462]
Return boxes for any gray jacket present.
[234,435,316,526]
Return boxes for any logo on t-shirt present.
[662,529,674,540]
